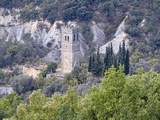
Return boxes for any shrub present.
[76,6,93,21]
[10,75,34,94]
[126,26,140,37]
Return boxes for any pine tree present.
[124,49,129,75]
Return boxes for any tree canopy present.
[1,67,159,120]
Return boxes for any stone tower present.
[61,25,82,74]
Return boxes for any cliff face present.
[0,8,61,48]
[100,15,130,54]
[0,8,130,61]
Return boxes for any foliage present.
[149,32,160,50]
[39,62,57,78]
[104,43,113,71]
[117,41,130,74]
[65,66,87,84]
[76,6,93,21]
[1,67,160,119]
[20,9,39,22]
[89,42,130,75]
[119,70,160,119]
[90,47,103,76]
[124,49,130,74]
[43,79,68,97]
[0,40,47,68]
[0,70,12,85]
[10,75,34,95]
[0,93,22,119]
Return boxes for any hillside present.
[0,0,159,52]
[0,1,160,120]
[0,0,159,84]
[0,0,160,93]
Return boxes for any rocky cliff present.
[0,8,130,61]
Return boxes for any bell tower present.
[61,25,82,73]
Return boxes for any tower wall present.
[61,26,82,74]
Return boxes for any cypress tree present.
[104,47,109,70]
[121,40,126,65]
[104,43,114,72]
[92,47,103,76]
[110,42,113,67]
[118,41,126,67]
[118,43,122,66]
[91,55,95,71]
[124,49,130,75]
[113,55,118,70]
[96,46,100,62]
[88,56,92,72]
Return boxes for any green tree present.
[77,6,93,21]
[0,93,22,119]
[10,75,34,94]
[104,43,114,72]
[124,49,129,75]
[119,70,160,119]
[58,87,79,120]
[46,62,57,73]
[92,47,103,76]
[16,90,49,120]
[121,40,126,65]
[88,56,92,72]
[89,66,126,119]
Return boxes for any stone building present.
[61,25,82,74]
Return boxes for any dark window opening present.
[77,33,78,41]
[68,36,69,41]
[73,34,75,41]
[65,36,66,41]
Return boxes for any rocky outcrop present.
[91,22,106,47]
[0,8,131,60]
[100,15,130,54]
[0,86,13,95]
[0,8,89,62]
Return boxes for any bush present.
[149,33,160,50]
[136,43,153,53]
[20,9,39,22]
[43,80,68,97]
[76,6,93,21]
[62,8,77,21]
[126,26,140,37]
[64,67,87,84]
[10,75,34,94]
[39,62,57,78]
